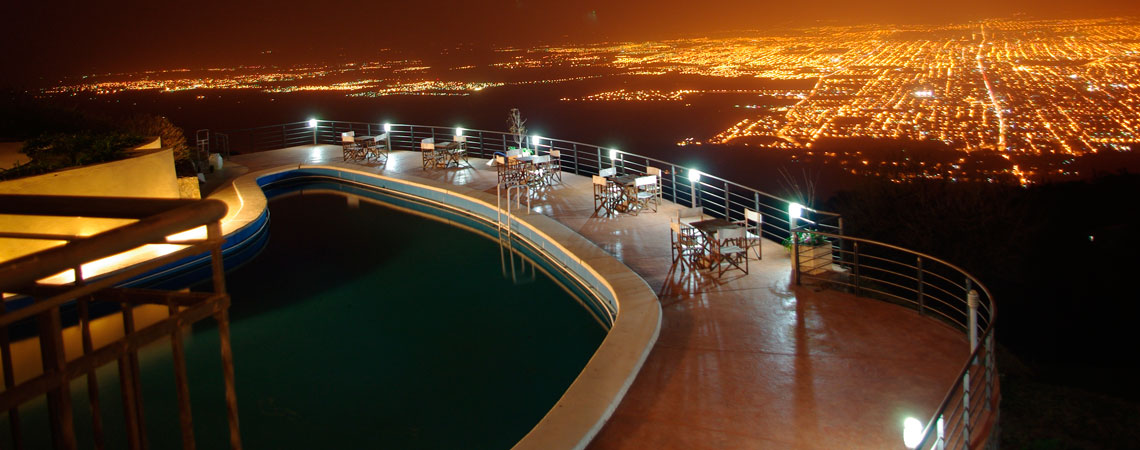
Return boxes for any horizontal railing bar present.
[0,199,226,293]
[0,195,202,219]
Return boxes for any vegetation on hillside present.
[0,103,194,180]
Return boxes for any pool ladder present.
[496,180,536,284]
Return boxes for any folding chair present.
[547,150,563,183]
[633,175,659,214]
[734,208,763,259]
[593,175,618,216]
[670,222,703,271]
[715,227,749,277]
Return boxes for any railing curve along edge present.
[792,228,999,450]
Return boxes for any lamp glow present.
[531,135,540,146]
[456,127,464,136]
[308,118,318,128]
[789,202,803,219]
[903,417,923,449]
[610,149,618,160]
[689,169,702,182]
[383,123,392,132]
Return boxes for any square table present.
[688,218,741,270]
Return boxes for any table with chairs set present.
[494,148,562,192]
[592,166,662,217]
[420,136,472,170]
[669,206,763,278]
[341,131,390,163]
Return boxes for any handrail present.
[791,228,998,449]
[0,196,227,294]
[218,120,844,243]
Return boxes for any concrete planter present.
[797,244,833,275]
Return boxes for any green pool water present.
[5,179,608,449]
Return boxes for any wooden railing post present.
[39,306,76,450]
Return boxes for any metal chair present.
[715,226,749,277]
[734,208,763,259]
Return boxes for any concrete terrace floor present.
[222,146,969,449]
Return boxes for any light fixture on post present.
[308,118,318,144]
[789,202,803,232]
[383,122,392,133]
[902,417,923,449]
[456,127,465,137]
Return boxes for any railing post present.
[310,123,316,145]
[572,143,579,174]
[39,305,77,450]
[917,257,925,315]
[208,222,242,450]
[962,368,972,448]
[724,183,731,219]
[967,290,979,352]
[753,193,761,235]
[792,231,801,286]
[0,300,24,450]
[691,177,699,208]
[984,332,994,412]
[852,241,861,296]
[670,167,678,203]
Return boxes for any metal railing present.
[792,229,999,449]
[215,119,996,449]
[216,120,842,242]
[0,195,242,450]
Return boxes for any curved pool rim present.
[212,163,662,450]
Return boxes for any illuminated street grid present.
[42,18,1140,176]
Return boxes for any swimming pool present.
[5,178,608,449]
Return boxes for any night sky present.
[2,0,1139,84]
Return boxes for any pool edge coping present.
[214,162,662,450]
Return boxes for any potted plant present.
[783,230,833,275]
[507,108,527,152]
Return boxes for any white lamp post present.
[689,169,702,208]
[308,118,318,144]
[789,202,803,232]
[903,417,923,449]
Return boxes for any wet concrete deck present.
[224,146,968,449]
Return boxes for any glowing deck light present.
[308,118,318,128]
[383,123,392,132]
[456,127,465,136]
[610,149,619,160]
[903,417,923,448]
[689,169,702,182]
[789,202,803,220]
[531,135,541,146]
